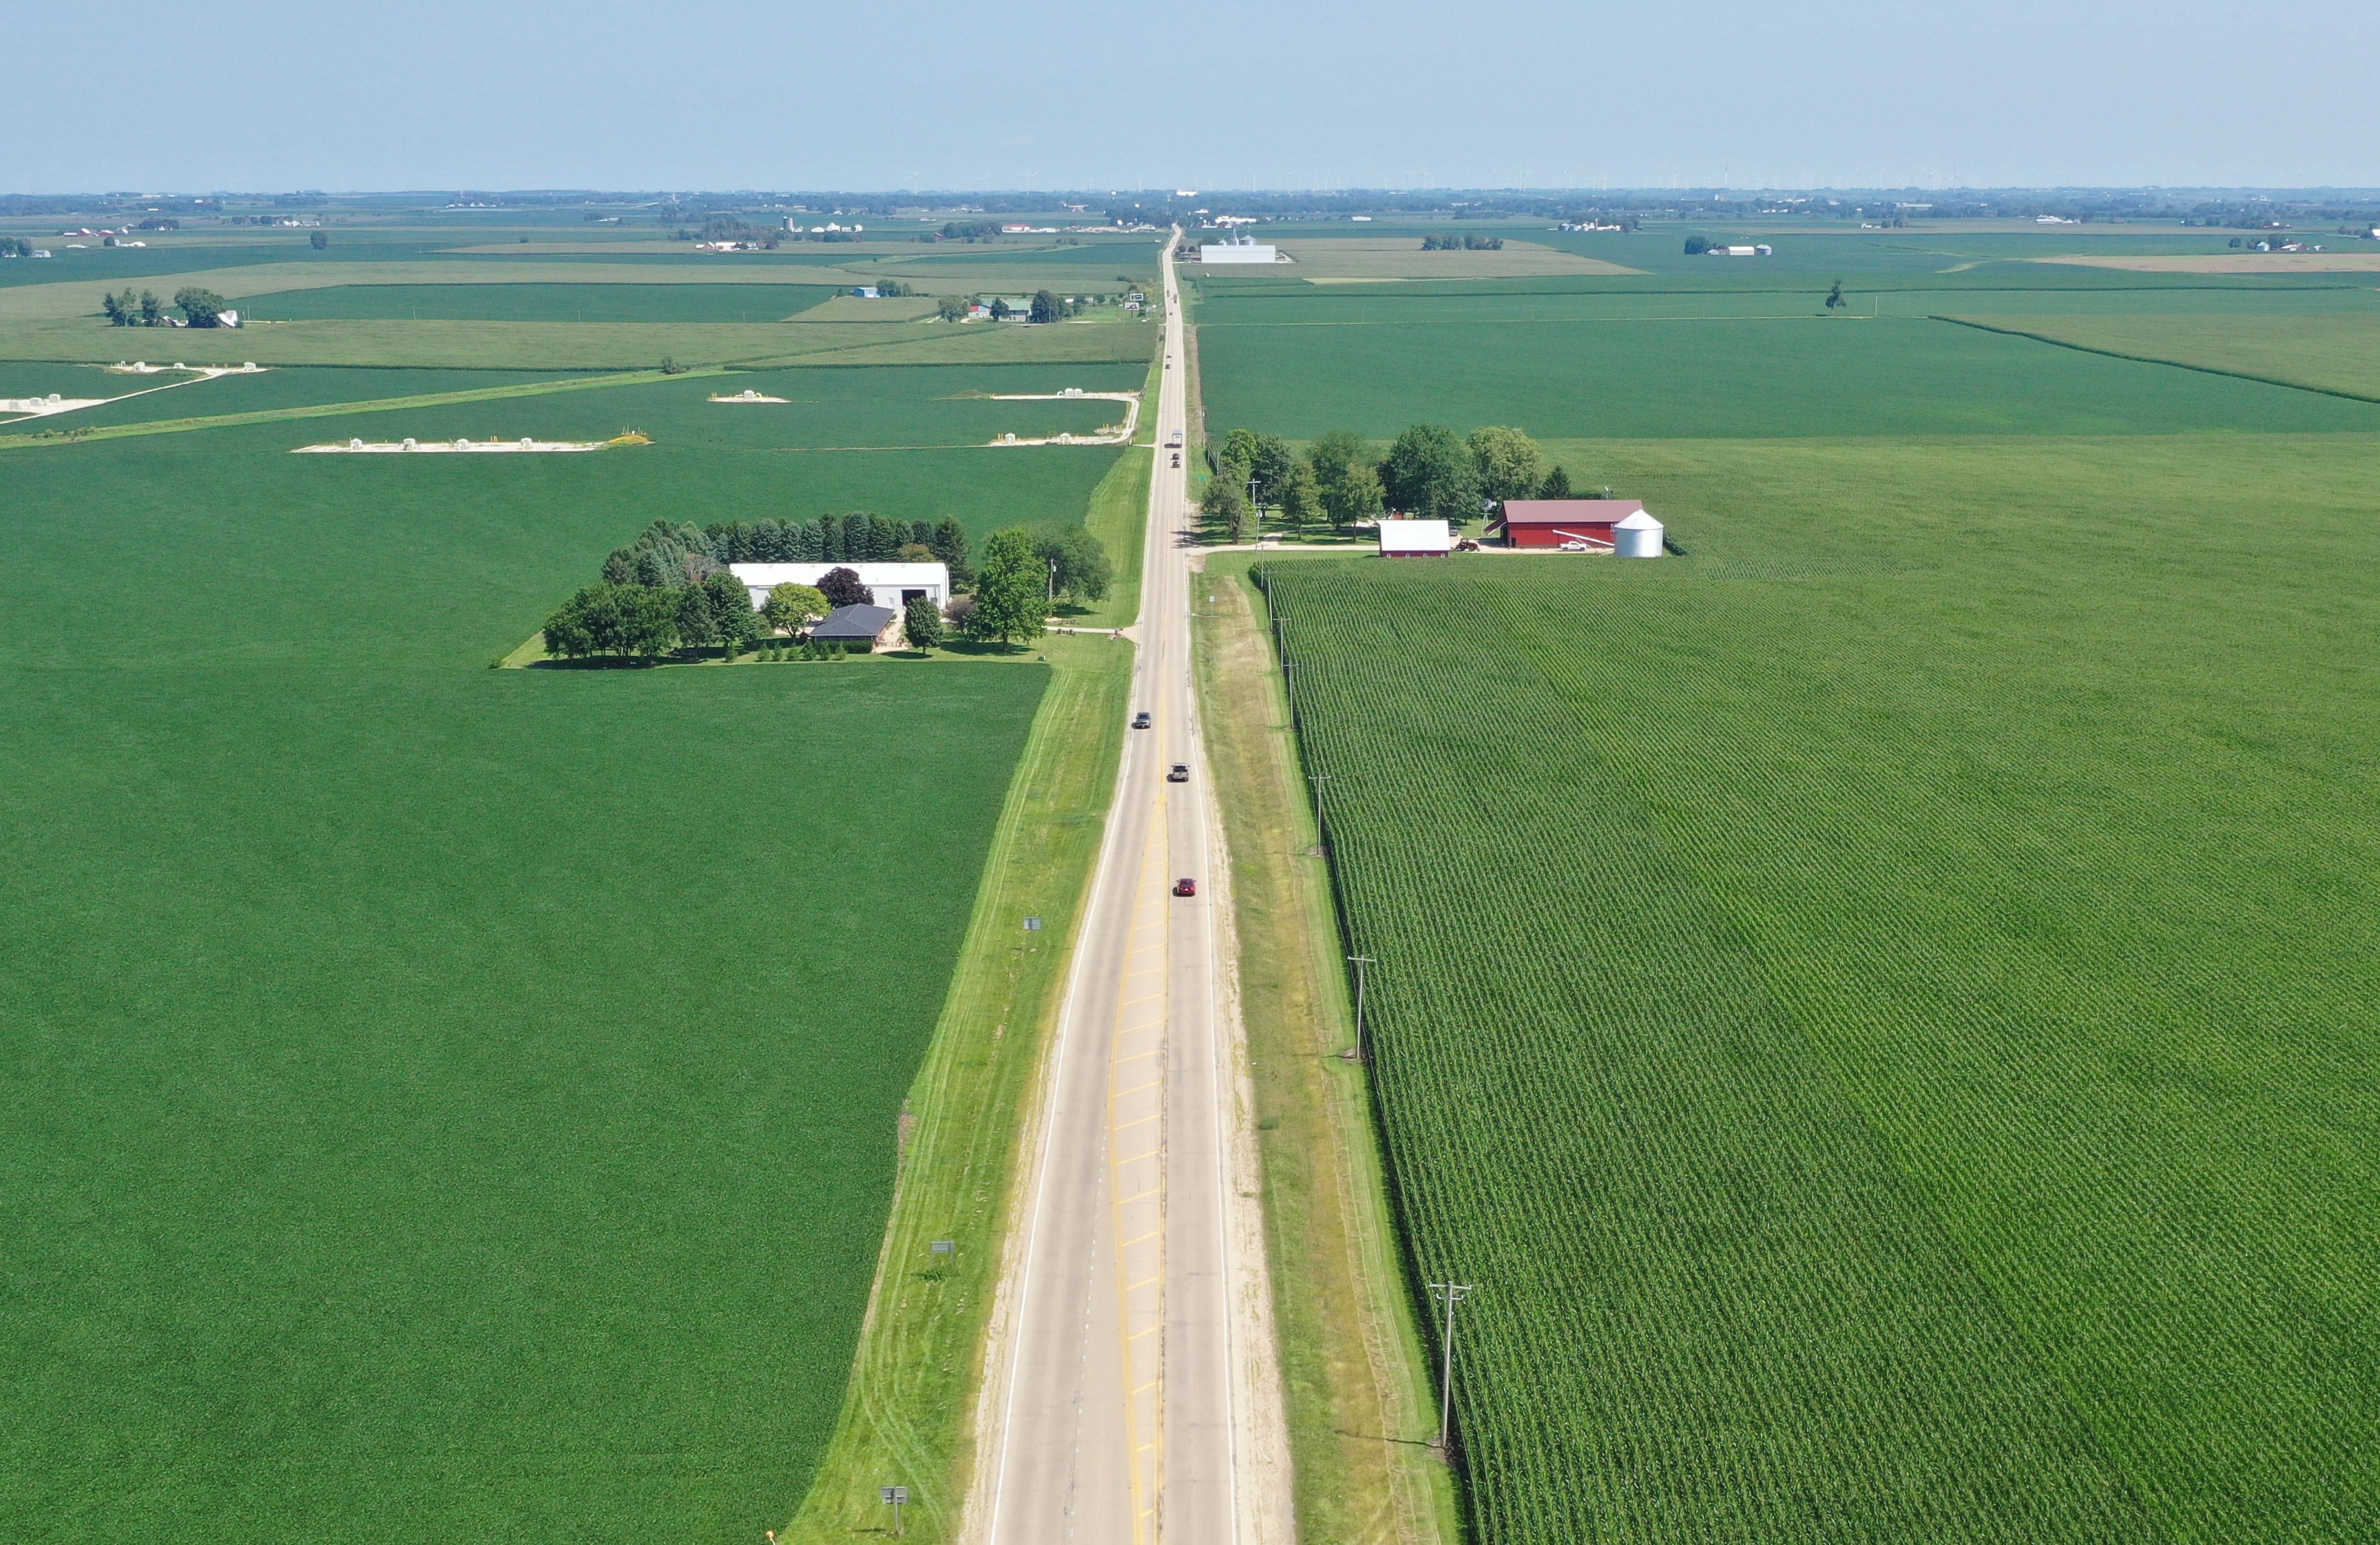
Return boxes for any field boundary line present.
[1930,314,2380,406]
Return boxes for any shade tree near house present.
[815,567,873,609]
[965,528,1047,647]
[173,287,231,327]
[1380,422,1479,523]
[761,583,831,636]
[1468,424,1545,506]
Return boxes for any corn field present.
[1256,549,2380,1544]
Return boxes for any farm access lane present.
[983,236,1283,1545]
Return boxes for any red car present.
[1173,878,1197,898]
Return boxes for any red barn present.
[1496,499,1647,550]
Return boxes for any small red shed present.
[1496,499,1647,550]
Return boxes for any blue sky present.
[16,0,2376,192]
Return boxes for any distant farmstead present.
[1200,238,1278,265]
[1378,519,1452,557]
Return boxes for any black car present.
[1132,712,1152,729]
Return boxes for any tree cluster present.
[1036,527,1111,603]
[1421,234,1504,250]
[1205,422,1575,536]
[698,513,970,577]
[99,289,169,326]
[541,571,760,663]
[173,287,230,326]
[1,238,36,256]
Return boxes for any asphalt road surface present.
[984,236,1243,1545]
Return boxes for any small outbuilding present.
[1497,499,1653,550]
[1612,508,1665,559]
[808,603,897,651]
[1378,518,1452,557]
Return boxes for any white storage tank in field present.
[1613,508,1664,558]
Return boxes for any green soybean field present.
[1250,435,2380,1543]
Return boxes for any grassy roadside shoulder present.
[784,630,1132,1544]
[1193,551,1461,1545]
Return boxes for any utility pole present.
[1346,955,1375,1062]
[1428,1282,1475,1451]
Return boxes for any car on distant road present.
[1173,878,1197,897]
[1132,712,1151,729]
[1168,763,1189,782]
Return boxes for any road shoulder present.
[1191,552,1461,1545]
[782,632,1134,1545]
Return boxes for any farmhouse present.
[808,603,898,651]
[1498,499,1656,550]
[1379,519,1452,557]
[730,561,950,613]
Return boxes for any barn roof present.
[1499,499,1645,524]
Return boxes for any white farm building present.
[1378,519,1453,557]
[1200,238,1278,265]
[730,562,950,613]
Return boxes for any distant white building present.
[1200,236,1278,264]
[731,561,950,614]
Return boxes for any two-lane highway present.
[982,235,1252,1544]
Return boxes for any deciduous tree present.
[1202,478,1251,543]
[966,528,1047,647]
[762,583,830,635]
[1036,527,1111,602]
[1305,429,1367,494]
[173,287,229,326]
[1468,425,1545,505]
[1379,423,1477,522]
[816,566,872,609]
[1321,462,1384,528]
[1277,460,1320,534]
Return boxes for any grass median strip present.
[1193,552,1459,1545]
[783,632,1133,1545]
